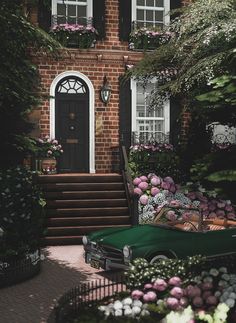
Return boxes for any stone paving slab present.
[0,246,111,323]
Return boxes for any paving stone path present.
[0,246,113,323]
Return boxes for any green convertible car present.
[83,211,236,271]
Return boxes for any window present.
[131,80,170,143]
[132,0,170,28]
[51,0,93,25]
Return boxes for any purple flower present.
[153,278,168,291]
[138,182,149,191]
[161,182,170,190]
[192,296,203,307]
[166,297,179,310]
[217,202,226,209]
[206,295,218,306]
[134,187,142,195]
[151,187,160,196]
[131,290,144,299]
[185,285,201,298]
[170,287,184,299]
[168,276,182,286]
[227,212,236,219]
[133,177,142,186]
[150,176,161,186]
[216,210,225,218]
[166,210,177,221]
[144,283,153,290]
[170,200,180,207]
[140,194,149,205]
[143,291,157,302]
[163,176,174,184]
[179,297,189,308]
[140,175,148,182]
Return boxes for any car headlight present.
[123,245,132,259]
[82,235,88,246]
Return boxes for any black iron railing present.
[120,146,139,226]
[47,274,127,323]
[0,249,41,288]
[131,131,169,145]
[51,15,93,27]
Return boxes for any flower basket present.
[50,24,98,49]
[129,28,172,51]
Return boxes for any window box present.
[129,27,172,50]
[50,24,98,48]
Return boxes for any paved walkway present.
[0,246,114,323]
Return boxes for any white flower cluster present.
[98,297,149,318]
[162,305,194,323]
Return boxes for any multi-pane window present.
[132,0,170,28]
[52,0,92,25]
[132,81,170,143]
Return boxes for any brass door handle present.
[66,139,78,144]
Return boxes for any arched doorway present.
[55,75,89,173]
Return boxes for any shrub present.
[0,166,45,257]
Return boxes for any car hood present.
[88,224,172,250]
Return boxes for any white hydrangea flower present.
[114,309,123,316]
[132,299,143,308]
[209,268,219,277]
[140,309,150,317]
[203,276,213,283]
[219,267,227,274]
[225,298,235,308]
[222,274,230,281]
[132,306,141,316]
[124,307,132,316]
[122,297,132,306]
[113,300,123,310]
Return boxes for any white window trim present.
[50,71,95,173]
[131,0,170,26]
[131,79,170,135]
[51,0,93,21]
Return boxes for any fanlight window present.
[56,78,87,94]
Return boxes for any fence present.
[0,249,41,288]
[47,273,127,323]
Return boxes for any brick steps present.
[39,173,131,245]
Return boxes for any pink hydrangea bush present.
[132,173,236,224]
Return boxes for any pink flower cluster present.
[133,174,177,205]
[131,274,221,312]
[186,192,236,220]
[51,24,97,34]
[130,143,173,153]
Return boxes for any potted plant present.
[129,27,172,51]
[35,136,63,174]
[49,23,98,49]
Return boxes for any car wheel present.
[149,254,170,264]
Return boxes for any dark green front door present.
[55,77,89,173]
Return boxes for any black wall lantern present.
[100,76,112,105]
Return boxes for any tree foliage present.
[0,0,59,167]
[129,0,236,103]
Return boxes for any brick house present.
[29,0,187,174]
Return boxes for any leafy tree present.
[0,0,59,167]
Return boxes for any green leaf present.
[207,170,236,182]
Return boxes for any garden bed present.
[0,249,41,288]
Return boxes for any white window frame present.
[131,79,170,140]
[51,0,93,23]
[131,0,170,27]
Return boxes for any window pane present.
[155,0,164,6]
[137,0,145,5]
[68,16,76,24]
[155,106,164,117]
[137,106,145,117]
[57,4,66,16]
[68,5,76,17]
[155,10,164,22]
[146,0,155,6]
[57,16,66,24]
[137,9,144,21]
[137,93,145,105]
[78,5,86,17]
[146,10,154,22]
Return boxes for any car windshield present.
[151,207,236,232]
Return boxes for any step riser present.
[46,207,129,217]
[38,175,123,183]
[47,216,130,226]
[47,225,129,236]
[47,200,128,208]
[44,191,126,199]
[38,173,131,246]
[41,183,124,191]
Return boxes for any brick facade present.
[30,0,189,173]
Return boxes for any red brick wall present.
[30,0,190,173]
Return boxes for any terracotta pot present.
[41,158,57,174]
